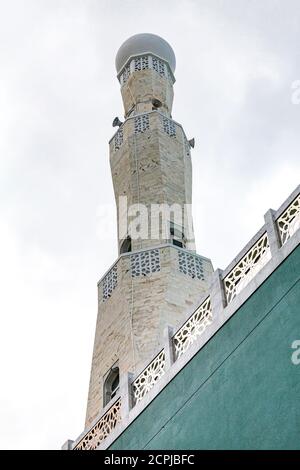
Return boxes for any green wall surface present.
[110,245,300,450]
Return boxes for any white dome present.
[115,33,176,74]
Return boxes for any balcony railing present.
[223,232,271,305]
[73,398,121,450]
[276,194,300,246]
[173,297,212,360]
[132,350,166,404]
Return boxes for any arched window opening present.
[103,366,120,407]
[120,236,132,254]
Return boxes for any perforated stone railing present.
[173,297,212,360]
[134,55,149,72]
[111,113,187,149]
[118,54,174,86]
[223,233,271,305]
[162,116,176,137]
[102,265,118,302]
[131,249,161,277]
[132,350,166,404]
[178,250,205,280]
[110,111,187,156]
[73,398,121,450]
[120,63,130,85]
[99,248,161,303]
[114,128,123,151]
[134,114,150,134]
[68,185,300,450]
[276,194,300,246]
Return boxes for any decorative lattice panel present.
[162,117,176,137]
[132,350,166,403]
[131,249,160,277]
[173,297,212,360]
[74,399,121,450]
[276,194,300,246]
[114,128,123,151]
[152,57,166,77]
[134,56,149,71]
[185,139,191,157]
[224,233,271,304]
[121,64,130,85]
[134,114,150,134]
[178,251,204,280]
[103,265,118,301]
[119,55,171,85]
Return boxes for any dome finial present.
[115,33,176,74]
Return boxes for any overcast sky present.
[0,0,299,450]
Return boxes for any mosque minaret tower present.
[82,33,213,428]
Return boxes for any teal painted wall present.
[110,245,300,450]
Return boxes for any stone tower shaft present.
[85,34,213,428]
[110,34,196,255]
[110,110,195,254]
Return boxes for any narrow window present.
[120,236,132,254]
[103,366,120,407]
[169,221,185,248]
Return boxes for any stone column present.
[264,208,281,257]
[163,324,175,369]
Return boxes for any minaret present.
[85,34,213,427]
